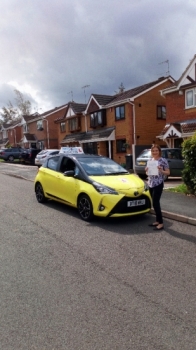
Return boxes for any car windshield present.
[37,150,47,155]
[138,150,151,158]
[78,157,129,176]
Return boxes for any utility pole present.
[81,85,90,103]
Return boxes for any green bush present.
[182,132,196,195]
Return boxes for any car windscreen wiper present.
[104,171,129,175]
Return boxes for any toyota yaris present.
[34,152,152,221]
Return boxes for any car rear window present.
[138,150,151,158]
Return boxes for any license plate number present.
[138,161,146,165]
[127,199,145,207]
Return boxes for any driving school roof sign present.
[59,147,84,154]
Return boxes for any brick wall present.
[166,91,196,123]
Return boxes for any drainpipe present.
[43,119,50,148]
[128,100,136,172]
[13,128,16,146]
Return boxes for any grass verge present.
[165,183,194,196]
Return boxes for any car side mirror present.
[63,170,75,177]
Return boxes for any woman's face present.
[151,147,160,158]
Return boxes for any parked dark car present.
[0,147,25,162]
[19,148,41,165]
[135,148,184,180]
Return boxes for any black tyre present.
[8,155,14,162]
[35,183,47,203]
[78,194,94,221]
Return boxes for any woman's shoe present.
[148,223,159,227]
[153,226,164,231]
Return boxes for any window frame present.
[157,105,166,120]
[68,117,80,132]
[60,122,66,132]
[90,110,106,128]
[37,120,43,130]
[185,88,196,108]
[115,105,125,121]
[116,139,126,153]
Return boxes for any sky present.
[0,0,196,113]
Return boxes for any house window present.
[90,110,106,128]
[68,117,80,132]
[60,122,66,132]
[3,130,7,138]
[83,142,98,155]
[157,106,166,119]
[115,105,125,120]
[37,120,43,130]
[23,124,28,133]
[185,89,196,108]
[116,139,126,152]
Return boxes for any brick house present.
[158,54,196,147]
[20,105,67,149]
[59,76,174,166]
[0,120,22,148]
[54,102,86,148]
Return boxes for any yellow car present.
[34,153,152,221]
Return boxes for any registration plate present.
[138,161,146,165]
[127,199,145,207]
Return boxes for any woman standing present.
[145,144,170,230]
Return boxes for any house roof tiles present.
[61,127,115,144]
[158,119,196,137]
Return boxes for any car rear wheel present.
[8,155,14,162]
[78,194,94,221]
[35,183,47,203]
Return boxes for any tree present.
[0,89,32,122]
[1,101,18,123]
[14,89,31,116]
[182,132,196,195]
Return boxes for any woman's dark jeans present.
[149,182,164,224]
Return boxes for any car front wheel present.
[8,155,14,162]
[35,183,47,203]
[78,194,94,221]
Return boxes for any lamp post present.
[43,119,50,148]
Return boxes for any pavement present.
[0,162,196,226]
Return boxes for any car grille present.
[109,195,151,214]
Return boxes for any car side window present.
[169,150,182,160]
[60,157,76,173]
[47,157,59,171]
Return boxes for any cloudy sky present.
[0,0,196,113]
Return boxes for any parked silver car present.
[135,148,184,180]
[35,149,59,166]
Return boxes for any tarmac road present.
[1,173,196,350]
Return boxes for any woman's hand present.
[158,166,170,175]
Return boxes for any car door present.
[165,149,183,176]
[41,156,61,197]
[55,157,78,206]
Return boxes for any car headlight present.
[143,181,149,191]
[92,181,118,195]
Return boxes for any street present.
[0,173,196,349]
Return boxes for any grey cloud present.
[0,0,196,111]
